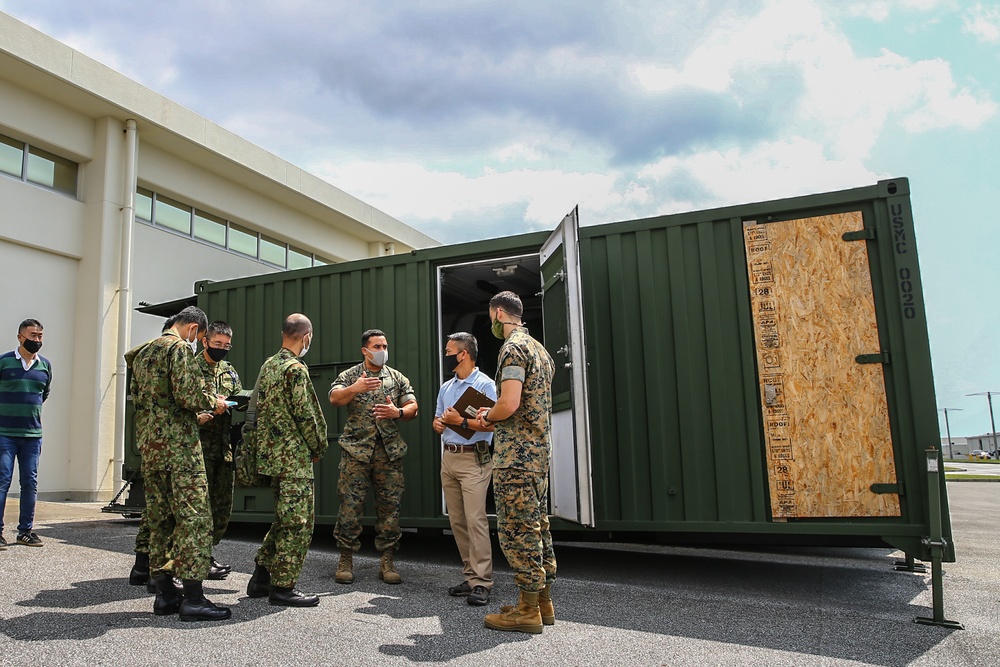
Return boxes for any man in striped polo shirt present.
[0,319,52,549]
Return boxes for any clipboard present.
[447,386,495,440]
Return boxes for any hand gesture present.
[213,395,227,415]
[372,398,400,421]
[352,374,383,394]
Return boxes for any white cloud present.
[963,3,1000,43]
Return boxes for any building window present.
[154,195,192,235]
[194,209,227,247]
[134,186,336,270]
[260,234,286,267]
[0,132,78,196]
[26,146,78,195]
[0,135,24,178]
[288,245,312,270]
[135,187,153,221]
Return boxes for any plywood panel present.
[743,212,900,518]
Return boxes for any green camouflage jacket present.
[492,326,555,473]
[127,330,216,471]
[196,355,243,462]
[255,348,328,479]
[331,362,415,462]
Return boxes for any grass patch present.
[945,474,1000,481]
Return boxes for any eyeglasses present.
[207,342,233,350]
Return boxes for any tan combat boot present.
[484,589,543,634]
[335,548,354,584]
[379,550,402,584]
[538,583,555,625]
[500,584,555,625]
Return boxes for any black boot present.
[268,585,320,607]
[152,573,182,616]
[129,552,150,586]
[179,579,232,622]
[207,555,230,581]
[246,563,271,598]
[211,555,232,574]
[146,574,184,595]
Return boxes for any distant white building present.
[1,12,437,501]
[963,433,999,456]
[939,436,970,458]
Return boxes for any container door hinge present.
[856,352,890,365]
[870,482,904,496]
[842,228,876,242]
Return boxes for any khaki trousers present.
[441,450,493,589]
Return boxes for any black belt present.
[443,444,478,453]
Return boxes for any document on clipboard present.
[447,386,495,440]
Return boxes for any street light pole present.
[937,408,962,459]
[966,391,999,457]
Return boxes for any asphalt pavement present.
[0,482,997,666]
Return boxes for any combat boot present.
[269,585,320,607]
[499,583,555,624]
[484,590,543,634]
[178,580,232,622]
[129,552,150,586]
[151,573,182,616]
[335,548,354,584]
[147,574,184,595]
[378,550,402,584]
[538,583,555,625]
[246,563,271,598]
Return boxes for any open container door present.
[540,207,595,527]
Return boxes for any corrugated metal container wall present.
[575,178,950,558]
[580,216,765,529]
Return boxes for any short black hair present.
[362,329,386,347]
[282,314,312,338]
[447,332,478,361]
[489,291,523,318]
[206,321,233,338]
[165,306,208,332]
[18,319,43,333]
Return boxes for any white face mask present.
[299,334,311,358]
[186,327,199,353]
[367,348,388,367]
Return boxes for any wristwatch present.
[461,418,469,430]
[398,408,404,419]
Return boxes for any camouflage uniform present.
[132,355,243,555]
[196,354,243,545]
[331,362,415,553]
[492,326,557,593]
[128,330,217,581]
[253,348,328,588]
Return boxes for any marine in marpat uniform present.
[245,313,328,607]
[329,328,418,585]
[129,306,231,622]
[195,321,246,579]
[477,291,557,634]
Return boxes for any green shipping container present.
[121,177,954,567]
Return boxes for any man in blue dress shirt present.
[432,332,496,606]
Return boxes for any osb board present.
[743,211,900,519]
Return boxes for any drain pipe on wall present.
[112,119,138,498]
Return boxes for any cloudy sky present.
[2,0,998,439]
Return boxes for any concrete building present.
[0,12,437,502]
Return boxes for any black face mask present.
[23,339,42,354]
[206,347,228,362]
[443,353,460,375]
